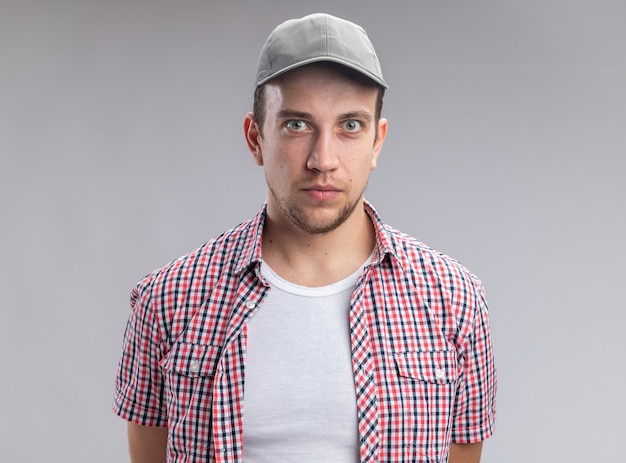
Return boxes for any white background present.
[1,0,625,461]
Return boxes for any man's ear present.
[244,112,264,166]
[370,117,388,171]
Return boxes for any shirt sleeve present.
[112,275,168,427]
[451,278,497,443]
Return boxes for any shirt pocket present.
[395,349,457,384]
[160,342,221,378]
[393,350,458,462]
[159,342,222,457]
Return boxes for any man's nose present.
[306,130,340,172]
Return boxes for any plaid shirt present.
[113,201,496,462]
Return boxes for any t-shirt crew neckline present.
[260,252,374,297]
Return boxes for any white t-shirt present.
[242,260,369,462]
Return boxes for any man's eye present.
[342,120,362,132]
[286,120,307,131]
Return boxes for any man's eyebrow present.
[276,109,313,119]
[339,111,373,122]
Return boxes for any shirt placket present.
[351,275,381,462]
[212,270,268,462]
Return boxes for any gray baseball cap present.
[255,13,388,89]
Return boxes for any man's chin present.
[286,204,358,235]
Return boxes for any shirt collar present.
[233,203,267,275]
[363,199,398,266]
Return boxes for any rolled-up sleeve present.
[452,281,497,443]
[113,275,168,427]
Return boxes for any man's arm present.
[449,442,483,463]
[127,422,168,463]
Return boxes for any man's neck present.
[261,205,376,287]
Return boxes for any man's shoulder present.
[383,224,484,294]
[366,201,481,290]
[134,214,261,296]
[381,225,488,341]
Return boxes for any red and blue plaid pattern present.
[114,201,496,462]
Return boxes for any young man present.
[114,13,496,463]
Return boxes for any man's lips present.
[301,185,341,200]
[302,184,341,192]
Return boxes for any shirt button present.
[246,301,256,309]
[189,360,200,373]
[435,368,445,379]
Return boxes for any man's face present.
[246,64,387,235]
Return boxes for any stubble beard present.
[267,180,367,235]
